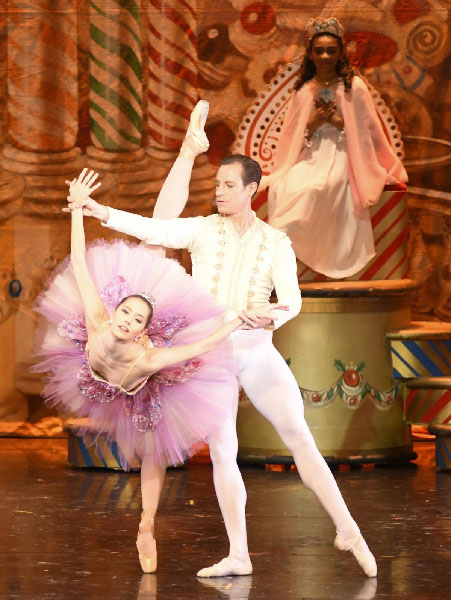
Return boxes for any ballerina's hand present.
[238,303,290,330]
[64,168,102,208]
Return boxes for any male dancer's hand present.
[238,303,289,329]
[63,169,109,222]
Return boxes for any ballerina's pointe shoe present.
[334,533,377,578]
[136,512,157,574]
[187,99,209,135]
[196,556,253,578]
[179,100,210,160]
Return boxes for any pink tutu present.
[33,240,237,469]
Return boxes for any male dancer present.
[66,104,377,579]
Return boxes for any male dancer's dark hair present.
[220,154,262,189]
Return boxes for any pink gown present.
[264,76,408,278]
[32,240,237,469]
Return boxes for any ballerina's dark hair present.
[116,295,154,329]
[294,32,354,92]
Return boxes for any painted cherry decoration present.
[343,369,361,388]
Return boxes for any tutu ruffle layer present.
[33,240,237,468]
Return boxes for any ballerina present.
[32,160,250,574]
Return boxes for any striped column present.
[0,5,26,430]
[145,0,198,159]
[0,3,6,149]
[2,0,81,215]
[0,146,25,434]
[1,2,83,415]
[144,0,215,218]
[6,0,78,153]
[86,0,156,214]
[89,0,143,151]
[0,1,23,217]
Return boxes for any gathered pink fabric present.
[264,76,408,219]
[32,240,238,469]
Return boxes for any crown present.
[306,17,344,41]
[136,292,157,310]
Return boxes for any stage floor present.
[0,439,449,600]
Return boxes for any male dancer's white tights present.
[208,328,360,560]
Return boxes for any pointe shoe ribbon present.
[197,556,253,578]
[179,100,210,160]
[335,533,377,578]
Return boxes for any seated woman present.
[33,161,248,574]
[263,17,408,279]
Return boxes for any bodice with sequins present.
[57,276,202,433]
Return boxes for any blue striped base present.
[436,436,451,470]
[68,431,129,470]
[391,339,451,379]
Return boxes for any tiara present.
[136,292,157,310]
[306,17,344,40]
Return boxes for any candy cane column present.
[145,0,215,216]
[2,0,81,212]
[86,0,153,215]
[0,1,82,413]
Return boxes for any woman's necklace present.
[314,74,341,87]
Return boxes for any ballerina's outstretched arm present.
[68,169,108,334]
[136,302,288,378]
[140,317,243,377]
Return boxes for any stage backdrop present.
[0,0,450,433]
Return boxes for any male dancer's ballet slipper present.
[196,556,253,578]
[136,511,157,574]
[334,533,377,577]
[179,100,210,160]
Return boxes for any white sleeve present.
[103,208,204,251]
[153,156,194,219]
[271,234,302,329]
